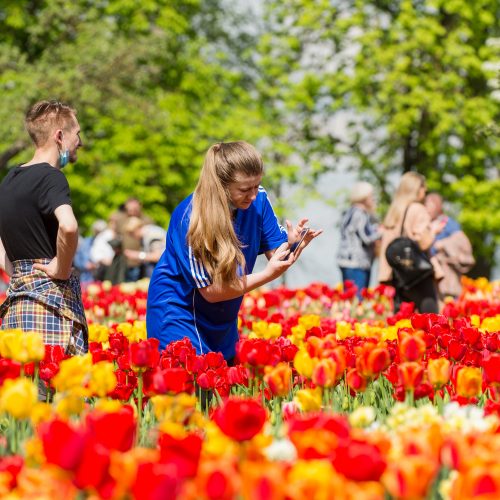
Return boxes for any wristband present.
[138,251,146,262]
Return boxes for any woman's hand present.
[286,218,323,258]
[263,242,295,281]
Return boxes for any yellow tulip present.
[252,321,269,337]
[159,421,187,438]
[89,361,117,398]
[293,350,315,378]
[294,388,322,412]
[24,436,45,466]
[88,324,110,343]
[291,324,307,341]
[30,402,53,426]
[54,393,86,418]
[203,421,237,458]
[52,353,92,394]
[298,314,321,330]
[0,378,38,419]
[481,315,500,332]
[94,399,124,414]
[336,321,352,340]
[287,459,336,495]
[0,330,44,363]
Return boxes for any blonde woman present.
[378,172,443,313]
[337,181,382,298]
[146,141,321,361]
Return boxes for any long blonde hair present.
[187,141,264,286]
[383,172,426,229]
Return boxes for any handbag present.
[385,204,434,291]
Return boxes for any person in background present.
[90,212,120,281]
[123,217,167,278]
[337,181,382,299]
[378,172,444,313]
[0,270,8,294]
[0,100,87,357]
[113,198,153,282]
[147,141,322,362]
[425,192,475,299]
[74,219,107,284]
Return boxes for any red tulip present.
[72,439,111,492]
[129,339,160,371]
[40,419,87,471]
[85,406,135,452]
[213,397,266,441]
[131,462,180,500]
[227,365,249,386]
[143,367,193,395]
[332,439,386,481]
[159,432,203,478]
[448,340,467,362]
[0,358,21,385]
[0,455,23,488]
[482,353,500,385]
[346,368,368,393]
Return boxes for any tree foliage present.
[260,0,500,274]
[0,0,266,228]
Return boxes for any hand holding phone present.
[287,227,310,259]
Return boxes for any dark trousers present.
[394,277,439,313]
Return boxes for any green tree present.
[261,0,500,275]
[0,0,265,229]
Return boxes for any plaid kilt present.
[0,259,88,355]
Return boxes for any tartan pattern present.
[0,259,88,355]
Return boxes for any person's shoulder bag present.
[385,204,434,291]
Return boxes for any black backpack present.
[385,204,433,290]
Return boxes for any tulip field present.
[1,278,500,499]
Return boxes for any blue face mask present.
[59,149,70,168]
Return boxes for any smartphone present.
[288,227,310,259]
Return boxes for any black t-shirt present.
[0,163,72,261]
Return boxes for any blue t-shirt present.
[431,215,461,255]
[146,188,287,359]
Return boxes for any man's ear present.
[54,129,63,144]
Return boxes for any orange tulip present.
[451,463,500,500]
[427,358,451,388]
[264,363,292,398]
[398,362,424,391]
[329,345,347,377]
[355,342,390,379]
[241,461,286,500]
[399,331,426,362]
[194,458,240,500]
[383,455,439,499]
[456,366,483,398]
[346,368,368,393]
[312,358,337,388]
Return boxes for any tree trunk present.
[0,140,28,171]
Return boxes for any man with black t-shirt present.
[0,100,88,356]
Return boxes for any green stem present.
[136,373,143,446]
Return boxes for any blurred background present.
[1,0,499,285]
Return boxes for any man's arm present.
[0,236,13,277]
[33,204,78,280]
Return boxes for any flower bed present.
[0,278,499,499]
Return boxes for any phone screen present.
[288,227,310,258]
